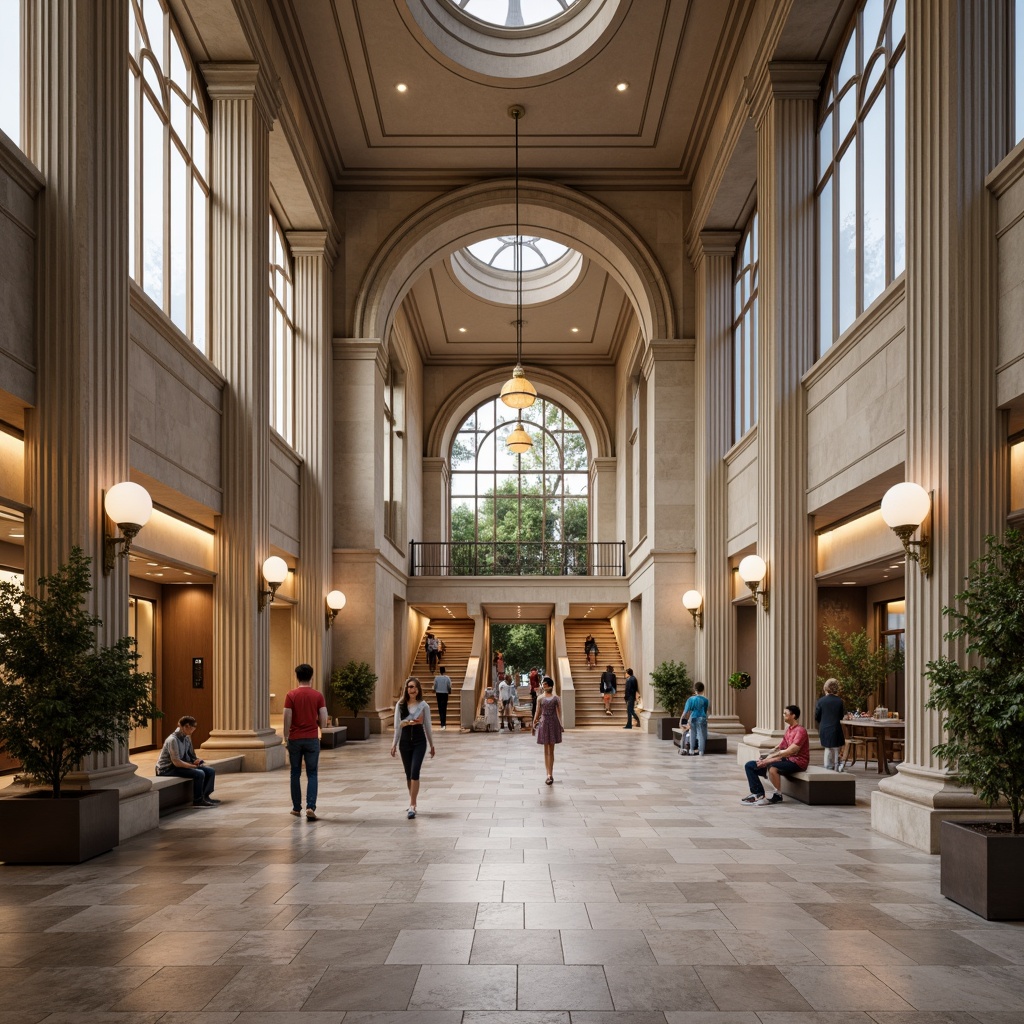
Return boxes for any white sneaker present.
[753,796,769,806]
[440,726,446,731]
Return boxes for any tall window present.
[1017,0,1024,143]
[383,361,404,545]
[0,0,21,148]
[732,210,758,442]
[268,216,295,445]
[817,0,905,355]
[450,397,588,570]
[129,0,209,350]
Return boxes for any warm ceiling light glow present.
[616,82,628,92]
[459,327,467,333]
[396,83,408,92]
[571,327,579,333]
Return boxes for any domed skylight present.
[467,235,570,272]
[446,0,578,29]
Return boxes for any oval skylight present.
[446,0,579,29]
[467,235,570,271]
[452,237,583,305]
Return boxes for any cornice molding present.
[200,62,281,128]
[286,229,339,268]
[745,61,826,130]
[687,229,741,268]
[0,134,44,197]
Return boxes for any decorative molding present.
[199,62,281,129]
[0,133,44,196]
[745,61,826,131]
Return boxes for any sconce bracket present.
[103,523,143,576]
[325,608,339,630]
[745,580,769,612]
[892,524,932,576]
[258,581,281,612]
[688,608,703,629]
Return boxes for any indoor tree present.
[817,626,903,712]
[649,660,694,719]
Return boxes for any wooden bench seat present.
[778,766,856,805]
[671,728,728,753]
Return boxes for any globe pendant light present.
[506,418,533,454]
[500,104,537,413]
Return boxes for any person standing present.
[681,682,710,755]
[498,674,515,730]
[600,664,617,717]
[622,668,641,729]
[815,678,846,770]
[494,650,505,681]
[155,716,218,807]
[479,679,499,732]
[584,634,598,668]
[532,676,563,785]
[433,665,453,731]
[528,666,541,718]
[391,677,435,818]
[283,663,329,821]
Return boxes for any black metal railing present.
[410,540,626,577]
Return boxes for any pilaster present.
[746,62,823,748]
[690,231,744,733]
[872,0,1012,851]
[422,457,450,543]
[199,62,284,770]
[288,230,337,692]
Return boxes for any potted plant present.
[330,660,377,740]
[728,671,751,690]
[0,548,160,863]
[649,660,694,740]
[818,627,903,712]
[924,530,1024,920]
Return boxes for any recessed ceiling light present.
[571,327,579,333]
[147,562,159,567]
[9,533,23,538]
[842,581,857,585]
[396,83,408,93]
[458,327,467,333]
[616,82,628,92]
[183,572,192,577]
[889,564,902,568]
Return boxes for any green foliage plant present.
[649,660,694,719]
[925,530,1024,835]
[490,623,546,680]
[818,626,903,712]
[0,547,160,798]
[330,660,378,717]
[728,671,751,690]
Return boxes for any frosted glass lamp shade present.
[499,364,538,409]
[881,482,930,529]
[104,481,153,528]
[682,590,703,611]
[326,590,346,611]
[261,555,288,585]
[738,554,767,584]
[506,423,533,453]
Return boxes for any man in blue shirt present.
[681,682,710,756]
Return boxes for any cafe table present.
[841,717,906,774]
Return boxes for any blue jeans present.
[624,699,640,727]
[689,717,708,755]
[744,757,801,796]
[161,765,215,803]
[288,738,321,811]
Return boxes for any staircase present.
[563,619,627,726]
[407,619,475,727]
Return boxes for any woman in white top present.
[390,677,435,818]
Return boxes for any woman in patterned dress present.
[531,676,563,785]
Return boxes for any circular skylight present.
[446,0,578,28]
[467,236,570,272]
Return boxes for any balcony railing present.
[410,540,626,577]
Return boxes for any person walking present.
[283,663,329,821]
[681,682,710,755]
[584,634,598,668]
[622,668,641,729]
[155,716,218,807]
[532,676,563,785]
[391,677,435,818]
[815,678,846,770]
[599,664,617,716]
[425,633,439,674]
[433,665,453,731]
[498,674,515,730]
[528,666,541,718]
[479,680,499,731]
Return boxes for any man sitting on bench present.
[156,715,218,807]
[740,704,809,806]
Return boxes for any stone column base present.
[200,729,286,772]
[708,715,746,735]
[870,763,1006,853]
[736,730,783,766]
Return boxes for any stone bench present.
[152,754,245,816]
[320,726,347,749]
[779,766,856,805]
[672,728,728,753]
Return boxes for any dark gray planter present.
[940,819,1024,920]
[658,717,677,740]
[0,789,119,864]
[337,716,371,740]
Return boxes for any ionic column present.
[872,0,1011,852]
[288,231,337,693]
[690,231,744,733]
[199,63,284,771]
[745,63,823,752]
[23,1,154,827]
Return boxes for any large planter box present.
[336,716,370,740]
[0,789,120,864]
[658,717,677,740]
[940,819,1024,920]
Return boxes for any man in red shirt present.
[740,705,809,806]
[283,663,329,821]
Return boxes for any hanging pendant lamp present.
[506,418,533,454]
[499,104,538,412]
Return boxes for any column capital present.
[286,229,339,268]
[200,62,280,127]
[641,339,695,377]
[687,229,741,269]
[745,61,826,130]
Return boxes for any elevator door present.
[128,596,157,751]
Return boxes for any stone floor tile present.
[475,901,524,928]
[560,928,655,965]
[665,1013,759,1024]
[604,965,717,1011]
[120,931,248,966]
[871,929,1016,966]
[110,965,242,1011]
[283,903,373,930]
[694,965,814,1011]
[407,963,517,1010]
[232,1013,344,1024]
[646,903,735,931]
[300,965,421,1011]
[865,1012,985,1024]
[957,928,1024,965]
[583,902,658,929]
[525,903,591,930]
[470,927,562,964]
[517,965,613,1010]
[462,1012,569,1023]
[361,901,478,930]
[291,928,400,966]
[643,928,738,965]
[780,966,914,1011]
[201,962,327,1010]
[866,966,1024,1011]
[787,929,917,966]
[385,927,474,964]
[19,930,158,966]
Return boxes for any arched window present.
[1017,0,1024,143]
[450,397,588,573]
[733,210,758,442]
[817,0,905,355]
[129,0,210,350]
[268,215,295,445]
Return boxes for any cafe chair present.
[884,736,905,766]
[841,722,878,770]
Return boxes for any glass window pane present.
[0,0,21,147]
[890,0,905,46]
[476,401,495,432]
[169,149,187,331]
[451,473,474,497]
[170,87,188,141]
[143,0,165,63]
[128,71,136,280]
[838,139,857,335]
[893,54,906,274]
[818,112,832,179]
[192,185,206,350]
[862,0,884,58]
[861,97,887,308]
[819,180,833,353]
[142,97,164,308]
[838,31,857,88]
[477,436,496,471]
[838,84,857,141]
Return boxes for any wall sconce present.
[103,481,153,575]
[259,555,288,611]
[325,589,346,629]
[682,589,703,629]
[881,482,932,575]
[738,554,769,611]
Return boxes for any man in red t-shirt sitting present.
[283,663,329,821]
[740,705,809,806]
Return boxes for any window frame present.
[732,209,759,443]
[268,214,296,446]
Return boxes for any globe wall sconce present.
[325,589,346,629]
[259,555,289,612]
[738,554,769,611]
[881,481,932,575]
[103,481,153,575]
[682,589,703,629]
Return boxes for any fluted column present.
[288,231,337,693]
[690,231,744,733]
[745,63,823,750]
[199,63,284,771]
[872,0,1011,852]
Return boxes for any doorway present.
[128,596,157,751]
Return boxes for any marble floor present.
[1,727,1022,1024]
